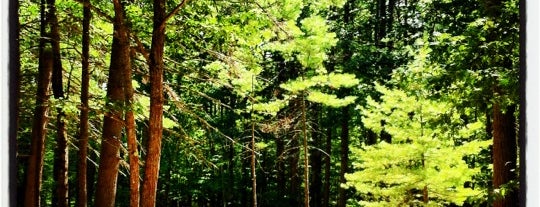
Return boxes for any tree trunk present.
[10,0,22,204]
[48,0,63,99]
[310,105,322,207]
[376,0,387,45]
[289,133,300,206]
[337,106,350,207]
[125,16,140,207]
[250,111,258,207]
[126,54,140,207]
[276,133,286,201]
[23,0,53,205]
[48,0,69,204]
[93,0,130,206]
[76,0,91,206]
[322,125,332,207]
[141,0,166,206]
[492,103,518,207]
[23,49,53,207]
[52,110,69,207]
[301,94,309,207]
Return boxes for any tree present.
[23,0,54,204]
[141,0,187,206]
[94,0,131,205]
[24,49,53,207]
[346,47,491,206]
[76,0,91,206]
[47,0,69,205]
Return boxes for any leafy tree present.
[346,46,491,206]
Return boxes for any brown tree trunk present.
[250,113,257,207]
[322,125,332,207]
[126,61,140,207]
[76,0,91,206]
[376,0,387,45]
[10,0,22,205]
[124,7,139,205]
[310,105,322,207]
[48,0,69,204]
[276,133,286,200]
[48,0,63,99]
[52,110,69,207]
[301,95,309,207]
[337,2,353,205]
[289,132,300,206]
[93,0,130,206]
[492,103,518,207]
[23,0,53,205]
[337,106,350,207]
[140,0,166,206]
[23,48,53,207]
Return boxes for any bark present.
[52,110,69,207]
[93,0,130,206]
[337,2,353,206]
[251,118,257,207]
[276,134,286,200]
[10,0,21,205]
[289,129,300,206]
[301,95,309,207]
[125,16,140,207]
[386,0,396,48]
[23,49,53,207]
[309,105,322,207]
[48,0,69,204]
[48,0,63,99]
[126,76,140,207]
[337,106,350,207]
[492,103,517,207]
[23,0,52,205]
[376,0,387,45]
[140,0,166,206]
[322,125,332,207]
[76,0,91,206]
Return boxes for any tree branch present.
[71,0,113,22]
[158,0,189,31]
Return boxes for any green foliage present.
[346,47,491,206]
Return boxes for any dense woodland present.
[15,0,520,206]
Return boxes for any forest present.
[14,0,520,206]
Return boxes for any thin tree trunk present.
[337,2,353,205]
[250,79,258,207]
[23,49,53,207]
[141,0,166,206]
[52,110,69,207]
[48,0,69,204]
[492,103,518,207]
[76,0,91,206]
[48,0,63,99]
[126,51,140,207]
[23,0,52,205]
[124,13,140,206]
[337,106,350,207]
[94,0,130,206]
[386,0,395,48]
[289,133,300,206]
[10,0,22,204]
[322,125,332,207]
[310,105,322,207]
[301,95,309,207]
[250,112,257,207]
[276,133,285,200]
